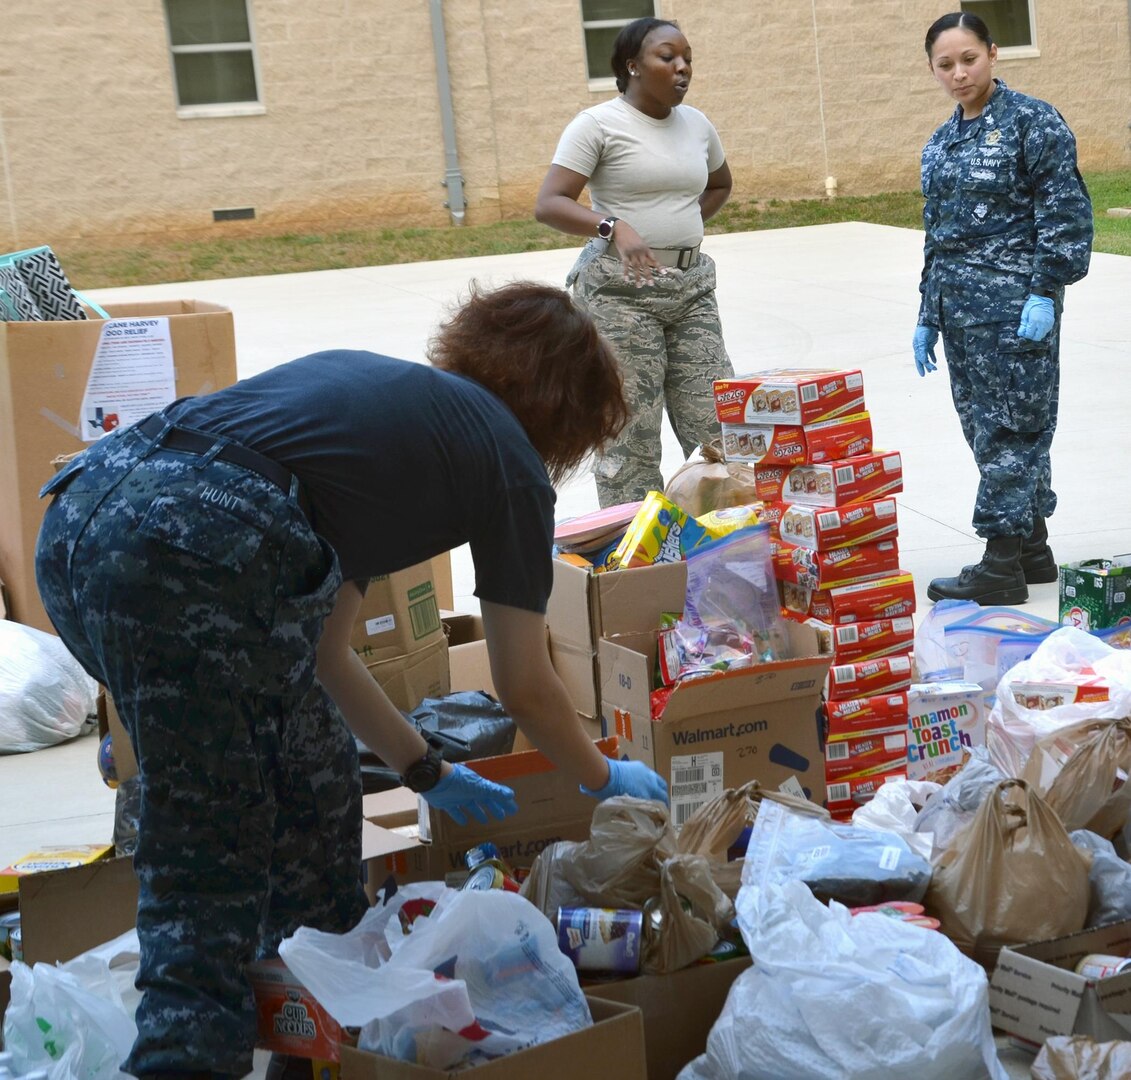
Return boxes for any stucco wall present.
[0,0,1127,247]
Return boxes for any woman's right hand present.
[612,221,667,288]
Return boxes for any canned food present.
[461,864,520,893]
[9,925,22,963]
[464,842,502,871]
[557,906,643,973]
[0,911,19,962]
[1076,953,1131,980]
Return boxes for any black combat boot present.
[1019,516,1058,585]
[927,536,1028,605]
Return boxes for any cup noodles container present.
[773,538,901,591]
[825,769,908,820]
[247,959,345,1060]
[826,617,915,663]
[905,681,986,784]
[824,693,910,739]
[824,727,909,779]
[827,654,912,701]
[781,570,917,624]
[778,498,898,551]
[714,368,865,426]
[782,450,903,507]
[720,411,873,466]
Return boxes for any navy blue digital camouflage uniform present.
[919,79,1092,539]
[34,351,556,1078]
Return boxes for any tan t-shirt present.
[551,96,726,250]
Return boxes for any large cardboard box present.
[546,559,689,718]
[599,623,831,824]
[1059,556,1131,633]
[989,920,1131,1047]
[339,994,647,1080]
[587,957,753,1080]
[0,300,238,631]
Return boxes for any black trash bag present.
[355,690,517,795]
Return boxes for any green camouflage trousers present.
[570,249,733,507]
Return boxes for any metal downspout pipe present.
[429,0,466,225]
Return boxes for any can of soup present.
[556,906,643,973]
[1076,954,1131,980]
[461,864,520,893]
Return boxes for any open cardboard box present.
[339,994,646,1080]
[586,957,753,1080]
[599,622,832,823]
[989,919,1131,1047]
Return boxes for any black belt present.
[137,415,293,495]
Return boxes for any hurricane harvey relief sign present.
[80,317,175,440]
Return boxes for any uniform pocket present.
[137,478,275,571]
[991,325,1057,433]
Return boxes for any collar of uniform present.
[948,77,1007,133]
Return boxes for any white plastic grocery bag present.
[678,879,1006,1080]
[280,888,592,1070]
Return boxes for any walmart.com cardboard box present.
[0,300,238,631]
[599,622,831,824]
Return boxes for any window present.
[164,0,262,114]
[960,1,1037,53]
[580,0,660,84]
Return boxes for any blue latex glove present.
[422,763,518,826]
[912,324,938,377]
[581,758,670,806]
[1017,294,1055,342]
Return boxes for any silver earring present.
[630,69,638,76]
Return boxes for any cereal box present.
[778,498,899,551]
[781,570,917,624]
[714,368,865,426]
[827,654,913,701]
[773,538,901,591]
[905,681,986,784]
[720,411,873,465]
[781,450,903,507]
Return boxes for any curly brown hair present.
[428,280,628,484]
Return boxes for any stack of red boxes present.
[713,368,916,820]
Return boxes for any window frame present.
[580,1,662,92]
[960,0,1041,59]
[163,0,266,119]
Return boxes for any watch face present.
[598,217,615,239]
[403,748,443,793]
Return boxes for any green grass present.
[55,170,1131,289]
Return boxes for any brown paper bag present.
[663,439,760,517]
[1031,1035,1131,1080]
[1021,717,1131,838]
[926,779,1090,968]
[677,780,830,899]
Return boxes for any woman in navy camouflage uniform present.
[912,11,1092,605]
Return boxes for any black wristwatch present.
[401,735,445,793]
[596,216,618,240]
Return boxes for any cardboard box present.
[780,450,904,507]
[778,498,898,551]
[989,920,1131,1047]
[364,636,449,712]
[546,558,688,718]
[587,957,753,1080]
[719,411,872,465]
[0,300,238,630]
[599,623,831,824]
[0,842,115,896]
[824,693,909,738]
[714,368,865,426]
[339,994,647,1080]
[773,538,900,591]
[825,767,908,819]
[826,654,912,701]
[824,728,907,777]
[822,617,915,663]
[1059,556,1131,631]
[352,558,450,660]
[781,570,917,623]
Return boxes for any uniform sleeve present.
[705,118,726,173]
[1023,106,1094,292]
[469,484,556,614]
[551,112,604,179]
[918,143,940,327]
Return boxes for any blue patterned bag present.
[0,245,93,321]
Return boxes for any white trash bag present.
[3,929,141,1080]
[280,888,592,1070]
[678,878,1006,1080]
[0,619,98,753]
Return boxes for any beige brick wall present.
[0,0,1127,247]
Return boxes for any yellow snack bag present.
[694,502,762,545]
[607,491,694,570]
